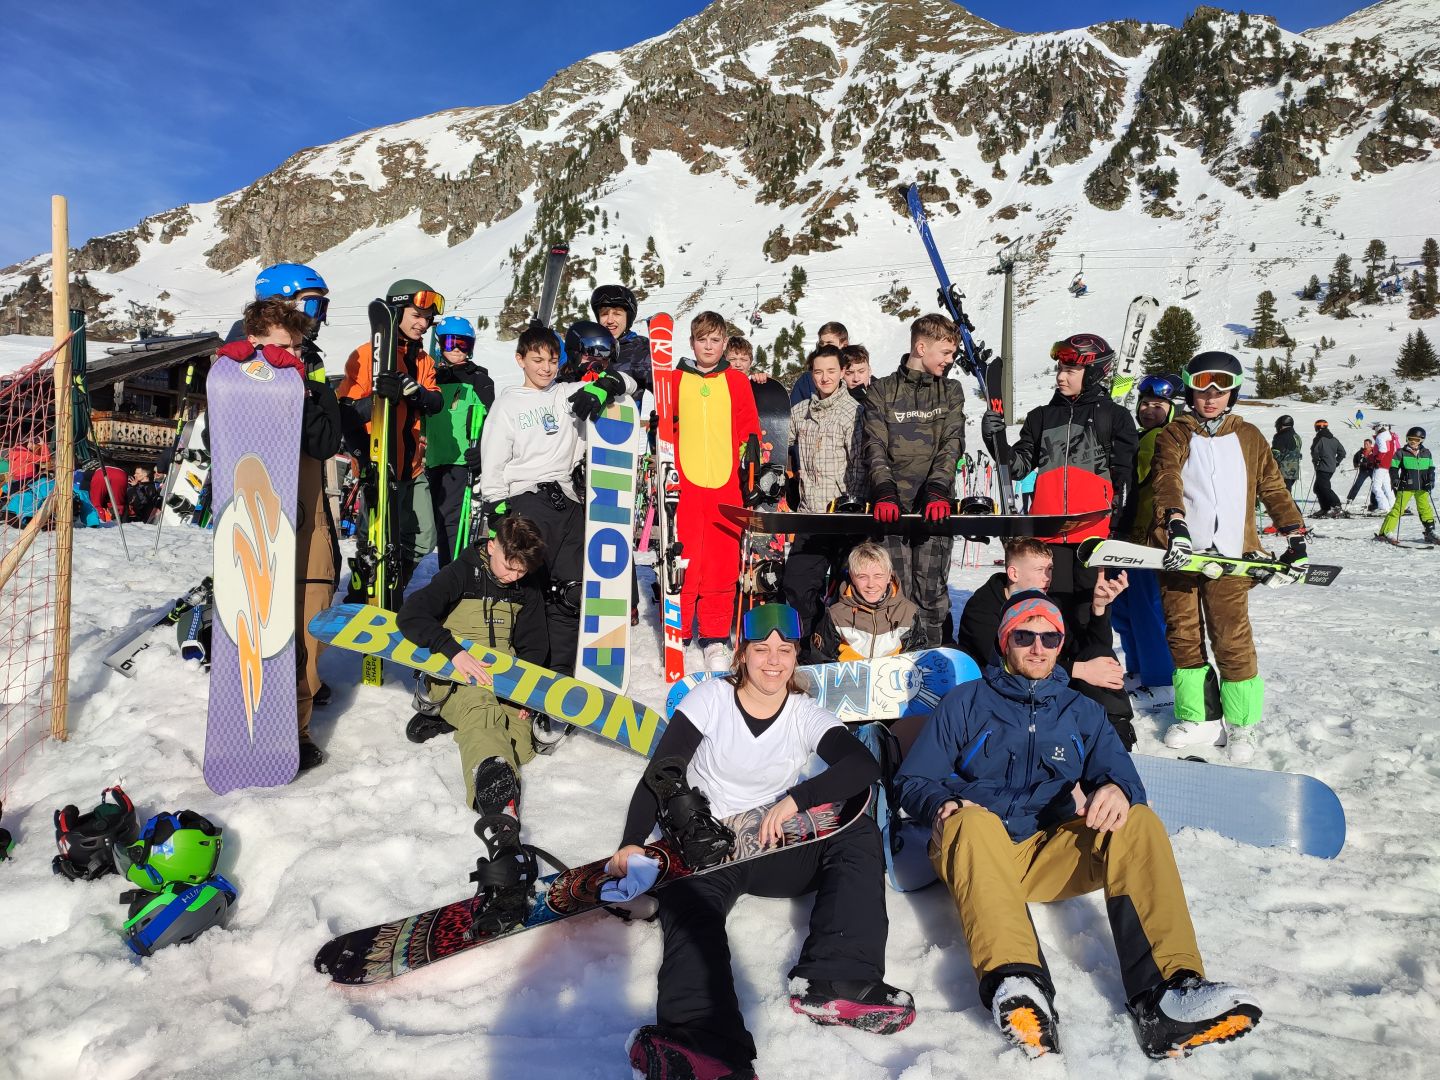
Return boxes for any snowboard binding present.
[468,814,540,937]
[645,757,735,870]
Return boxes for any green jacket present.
[1391,442,1435,492]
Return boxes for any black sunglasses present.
[1011,628,1063,649]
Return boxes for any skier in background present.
[424,315,494,568]
[1371,422,1399,515]
[1269,415,1301,493]
[1309,419,1345,518]
[1375,426,1438,546]
[862,313,965,648]
[1152,352,1306,764]
[1344,438,1379,513]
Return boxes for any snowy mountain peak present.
[1306,0,1440,64]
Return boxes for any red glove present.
[872,499,902,524]
[924,498,952,523]
[215,339,306,374]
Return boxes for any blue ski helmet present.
[255,263,329,323]
[432,316,476,359]
[563,321,616,367]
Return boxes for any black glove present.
[480,499,509,523]
[463,445,484,471]
[569,373,625,422]
[1162,517,1193,571]
[980,410,1007,444]
[375,371,420,403]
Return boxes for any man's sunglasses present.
[1011,628,1063,649]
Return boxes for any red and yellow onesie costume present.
[671,359,761,643]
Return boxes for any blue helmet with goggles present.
[255,263,329,324]
[432,316,476,360]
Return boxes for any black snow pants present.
[427,464,470,568]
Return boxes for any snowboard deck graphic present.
[203,358,303,794]
[1079,537,1342,586]
[160,412,210,526]
[308,603,666,757]
[720,504,1110,539]
[315,791,869,985]
[102,577,214,678]
[576,396,640,693]
[735,379,793,622]
[666,648,981,721]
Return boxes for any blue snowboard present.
[666,648,981,721]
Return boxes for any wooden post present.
[51,196,74,742]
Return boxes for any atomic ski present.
[307,603,666,757]
[648,313,686,683]
[1111,296,1160,407]
[314,791,868,985]
[1078,537,1342,586]
[203,355,304,794]
[907,182,1015,513]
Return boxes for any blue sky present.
[1,0,1373,268]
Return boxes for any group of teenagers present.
[215,265,1285,1075]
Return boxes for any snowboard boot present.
[406,712,456,744]
[1127,970,1261,1059]
[788,977,916,1034]
[991,975,1060,1058]
[313,682,332,708]
[297,739,324,773]
[626,1026,755,1080]
[472,755,522,821]
[645,757,735,870]
[530,712,573,755]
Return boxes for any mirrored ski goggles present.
[439,334,475,355]
[395,290,445,315]
[295,295,329,323]
[1050,340,1105,366]
[1184,370,1242,391]
[1009,628,1063,649]
[741,603,802,644]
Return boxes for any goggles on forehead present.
[439,334,475,355]
[741,603,802,643]
[391,289,446,315]
[1010,628,1063,649]
[1184,369,1242,391]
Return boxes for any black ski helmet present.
[51,786,138,881]
[1314,419,1329,431]
[1050,333,1115,387]
[1407,426,1426,440]
[563,321,616,367]
[1182,351,1244,411]
[1276,415,1294,430]
[590,285,638,332]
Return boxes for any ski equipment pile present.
[103,577,213,677]
[734,379,792,628]
[648,313,686,683]
[160,411,210,527]
[351,299,400,687]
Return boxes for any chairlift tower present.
[988,239,1023,424]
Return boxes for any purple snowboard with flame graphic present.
[203,356,304,794]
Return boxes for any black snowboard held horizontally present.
[720,504,1109,539]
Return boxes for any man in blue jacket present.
[895,590,1260,1061]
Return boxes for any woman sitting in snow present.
[606,603,912,1079]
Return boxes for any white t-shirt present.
[679,678,844,819]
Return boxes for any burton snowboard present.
[648,313,686,683]
[102,577,213,678]
[721,504,1109,539]
[315,791,868,985]
[204,356,304,794]
[308,603,666,757]
[576,394,640,693]
[1078,537,1342,586]
[160,412,210,527]
[666,648,981,722]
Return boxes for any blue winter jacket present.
[895,661,1146,842]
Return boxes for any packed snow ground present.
[1,413,1437,1079]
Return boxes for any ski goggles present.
[1183,369,1242,391]
[393,289,446,315]
[741,603,802,644]
[439,334,475,355]
[1009,628,1063,649]
[1050,335,1110,366]
[295,295,329,323]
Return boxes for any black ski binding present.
[645,757,735,870]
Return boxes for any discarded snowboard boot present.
[645,757,735,870]
[991,974,1060,1058]
[626,1025,756,1080]
[1127,970,1261,1059]
[788,976,916,1034]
